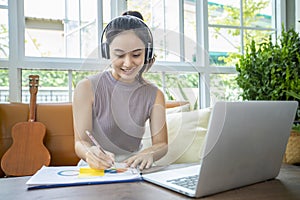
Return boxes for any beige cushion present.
[142,107,212,166]
[166,103,190,114]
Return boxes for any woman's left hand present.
[124,152,154,170]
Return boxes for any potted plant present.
[283,90,300,164]
[235,26,300,164]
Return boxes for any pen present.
[85,130,115,166]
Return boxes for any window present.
[24,0,99,58]
[127,0,278,106]
[0,1,8,102]
[0,0,285,107]
[208,0,275,67]
[127,0,197,62]
[0,0,8,59]
[0,68,8,102]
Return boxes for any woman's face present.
[109,30,145,83]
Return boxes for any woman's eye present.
[115,54,124,58]
[113,52,141,58]
[133,53,141,57]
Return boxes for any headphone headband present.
[100,16,154,63]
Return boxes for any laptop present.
[142,101,298,198]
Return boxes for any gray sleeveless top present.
[88,70,158,159]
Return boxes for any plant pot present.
[283,131,300,164]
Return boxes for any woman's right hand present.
[85,146,115,169]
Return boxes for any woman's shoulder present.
[75,72,103,87]
[75,71,107,92]
[139,80,162,102]
[141,79,159,89]
[75,78,92,93]
[86,71,111,89]
[73,78,94,103]
[87,71,108,81]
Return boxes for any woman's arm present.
[72,78,114,169]
[73,78,93,160]
[148,89,168,160]
[125,89,168,169]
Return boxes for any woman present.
[73,15,168,170]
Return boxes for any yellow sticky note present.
[79,167,105,177]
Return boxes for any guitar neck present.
[28,93,37,122]
[28,75,39,122]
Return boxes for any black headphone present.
[100,16,154,64]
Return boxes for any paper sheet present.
[26,164,141,189]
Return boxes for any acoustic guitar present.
[1,75,51,176]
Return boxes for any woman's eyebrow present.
[113,48,143,53]
[113,49,125,53]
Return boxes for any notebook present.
[143,101,298,198]
[26,163,141,190]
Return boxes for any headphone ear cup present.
[101,42,110,59]
[145,48,152,63]
[148,48,153,60]
[144,44,153,63]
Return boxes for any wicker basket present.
[283,131,300,164]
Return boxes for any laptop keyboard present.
[167,175,199,190]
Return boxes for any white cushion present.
[166,103,190,114]
[142,107,212,166]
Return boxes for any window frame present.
[1,0,286,107]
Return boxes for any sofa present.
[0,101,212,177]
[0,103,79,177]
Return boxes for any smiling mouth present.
[121,67,137,75]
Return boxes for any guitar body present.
[1,122,50,176]
[0,75,51,176]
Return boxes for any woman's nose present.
[123,54,132,67]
